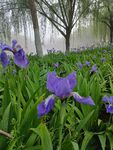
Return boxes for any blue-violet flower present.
[37,72,95,117]
[0,40,29,68]
[102,96,113,113]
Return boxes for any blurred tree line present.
[0,0,113,55]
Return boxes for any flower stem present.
[57,103,66,150]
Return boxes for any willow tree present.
[87,0,113,43]
[35,0,93,52]
[0,0,43,55]
[0,1,11,41]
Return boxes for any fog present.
[11,25,104,55]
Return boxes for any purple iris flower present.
[12,39,17,48]
[90,64,97,73]
[85,61,90,67]
[76,62,83,69]
[54,62,59,68]
[37,72,95,117]
[102,96,113,113]
[14,49,29,68]
[0,40,29,68]
[102,49,107,53]
[101,57,106,63]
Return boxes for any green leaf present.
[23,145,42,150]
[22,87,40,116]
[75,110,95,137]
[0,103,11,131]
[61,135,73,150]
[109,77,113,94]
[81,131,93,150]
[71,141,79,150]
[20,94,44,132]
[70,104,83,120]
[26,133,37,147]
[2,80,11,113]
[31,123,53,150]
[17,84,26,107]
[7,139,17,150]
[107,132,113,150]
[98,134,106,150]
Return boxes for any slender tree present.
[27,0,43,55]
[0,1,11,41]
[98,0,113,43]
[86,0,113,43]
[35,0,94,51]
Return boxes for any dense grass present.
[0,46,113,150]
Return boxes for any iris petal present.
[2,45,13,51]
[12,39,17,48]
[54,78,72,99]
[47,72,77,99]
[54,62,59,68]
[72,92,95,106]
[0,52,9,67]
[90,64,97,73]
[109,96,113,104]
[67,72,76,90]
[45,95,55,114]
[76,62,83,69]
[102,96,109,102]
[85,61,90,66]
[14,49,29,68]
[102,96,113,104]
[37,101,46,118]
[106,105,113,113]
[37,95,55,118]
[47,72,57,93]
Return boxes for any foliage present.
[0,45,113,149]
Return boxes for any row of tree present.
[0,0,113,55]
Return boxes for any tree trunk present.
[110,26,113,44]
[28,0,43,56]
[65,30,71,52]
